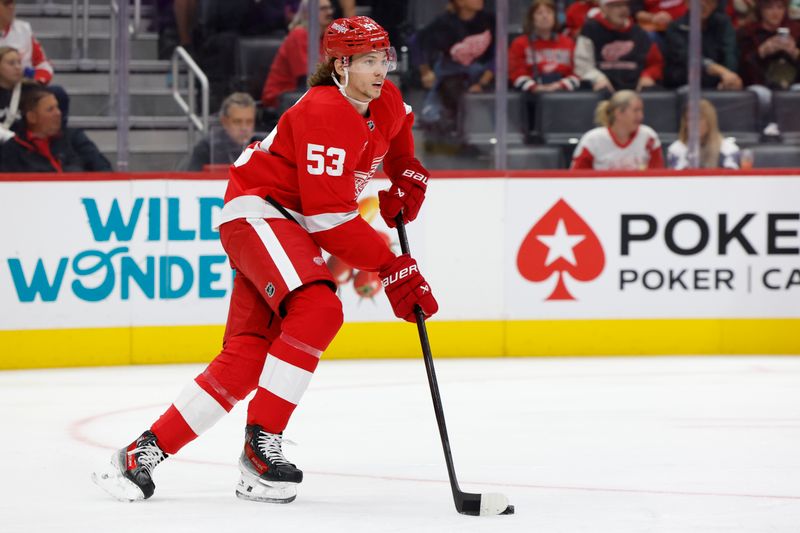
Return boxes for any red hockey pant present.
[151,217,341,454]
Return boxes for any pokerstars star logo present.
[517,199,605,300]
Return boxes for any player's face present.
[221,104,255,145]
[0,50,22,86]
[342,51,391,101]
[615,97,643,133]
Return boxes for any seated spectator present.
[632,0,688,32]
[182,92,256,170]
[574,0,664,92]
[1,86,111,172]
[0,45,25,141]
[566,0,601,38]
[667,98,741,168]
[510,0,580,93]
[738,0,800,89]
[571,89,664,168]
[664,0,742,89]
[0,0,69,119]
[415,0,495,151]
[261,0,333,109]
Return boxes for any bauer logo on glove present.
[379,254,438,322]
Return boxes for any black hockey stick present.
[394,214,515,517]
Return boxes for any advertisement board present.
[1,171,797,368]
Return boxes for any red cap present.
[323,16,391,60]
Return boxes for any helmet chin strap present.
[331,67,371,106]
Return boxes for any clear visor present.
[345,47,397,74]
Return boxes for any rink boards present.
[1,170,798,368]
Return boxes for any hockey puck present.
[501,504,515,515]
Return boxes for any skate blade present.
[91,452,146,502]
[236,466,297,504]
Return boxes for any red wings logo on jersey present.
[601,40,635,62]
[353,152,386,198]
[450,30,492,66]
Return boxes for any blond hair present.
[678,99,723,169]
[594,90,640,127]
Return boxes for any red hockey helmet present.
[323,16,391,60]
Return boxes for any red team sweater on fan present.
[220,80,418,272]
[508,33,580,91]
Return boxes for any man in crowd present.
[574,0,664,91]
[0,86,110,171]
[183,92,256,170]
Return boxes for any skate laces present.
[128,440,167,475]
[256,432,294,466]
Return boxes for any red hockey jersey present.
[219,80,419,273]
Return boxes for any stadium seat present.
[506,145,565,169]
[750,144,800,168]
[679,91,759,145]
[458,92,525,147]
[535,91,602,146]
[640,91,679,144]
[235,37,284,100]
[409,0,449,29]
[773,92,800,144]
[277,91,305,115]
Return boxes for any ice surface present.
[1,356,799,532]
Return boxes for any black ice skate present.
[91,430,168,502]
[236,425,302,503]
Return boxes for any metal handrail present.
[71,0,143,62]
[171,46,210,148]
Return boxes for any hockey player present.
[92,16,438,504]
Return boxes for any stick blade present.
[456,492,514,516]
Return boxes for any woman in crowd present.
[509,0,580,93]
[571,89,664,169]
[667,99,741,169]
[0,46,25,142]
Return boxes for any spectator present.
[664,0,742,89]
[566,0,601,38]
[0,0,51,84]
[574,0,664,92]
[631,0,687,35]
[571,89,664,169]
[667,98,741,168]
[0,0,70,119]
[510,0,580,93]
[261,0,333,109]
[0,45,24,141]
[183,92,256,170]
[1,86,111,172]
[738,0,800,88]
[415,0,495,151]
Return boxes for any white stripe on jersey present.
[173,380,228,436]
[246,217,303,291]
[259,355,313,405]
